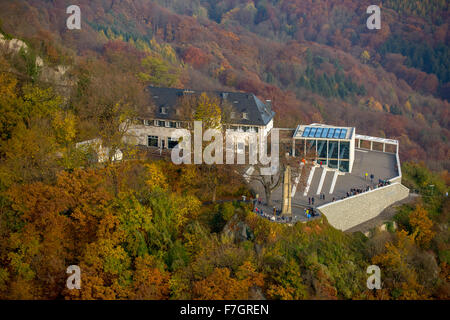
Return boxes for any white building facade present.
[126,87,276,153]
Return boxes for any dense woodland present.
[0,0,448,299]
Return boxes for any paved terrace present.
[249,149,398,212]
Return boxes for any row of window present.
[142,119,260,133]
[228,125,259,133]
[158,107,249,120]
[296,139,351,172]
[148,135,179,149]
[304,140,350,160]
[143,119,182,128]
[315,159,350,172]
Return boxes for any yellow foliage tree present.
[193,93,222,130]
[409,205,435,248]
[372,230,429,299]
[192,262,264,300]
[145,162,168,192]
[131,254,170,300]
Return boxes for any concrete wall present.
[317,183,410,231]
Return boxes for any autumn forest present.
[0,0,448,300]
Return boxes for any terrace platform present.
[249,149,398,211]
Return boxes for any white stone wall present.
[125,124,189,148]
[126,120,272,149]
[317,183,410,231]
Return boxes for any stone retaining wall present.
[317,183,409,231]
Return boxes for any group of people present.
[308,194,326,205]
[331,178,392,202]
[346,186,371,197]
[364,172,375,183]
[377,179,391,188]
[304,207,319,219]
[253,207,295,223]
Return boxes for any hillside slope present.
[0,0,448,169]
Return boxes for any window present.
[339,129,348,139]
[169,121,176,128]
[302,127,311,137]
[329,159,338,169]
[327,128,335,138]
[165,121,170,128]
[339,141,350,160]
[328,140,339,159]
[317,140,327,158]
[242,113,249,120]
[158,120,165,127]
[315,128,323,138]
[333,129,341,139]
[231,112,236,119]
[306,140,316,156]
[148,135,158,147]
[160,107,167,114]
[339,160,349,172]
[168,137,179,149]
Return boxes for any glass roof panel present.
[315,128,323,137]
[302,127,311,137]
[327,128,335,138]
[301,126,350,139]
[333,128,341,139]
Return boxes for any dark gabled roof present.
[143,86,275,126]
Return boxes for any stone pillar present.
[292,139,296,157]
[281,165,292,216]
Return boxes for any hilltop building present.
[293,124,356,173]
[123,87,409,232]
[126,86,275,151]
